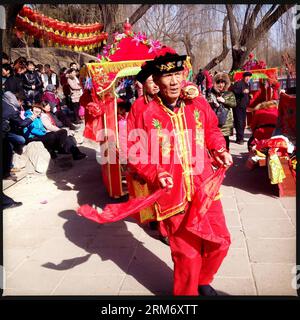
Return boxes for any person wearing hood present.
[207,73,237,151]
[2,91,36,178]
[22,61,43,108]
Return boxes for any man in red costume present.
[126,63,171,244]
[126,52,233,296]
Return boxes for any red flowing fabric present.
[77,188,166,224]
[77,167,227,225]
[184,167,229,250]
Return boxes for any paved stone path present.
[3,131,297,296]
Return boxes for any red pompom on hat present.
[155,45,177,57]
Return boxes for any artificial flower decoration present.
[148,39,162,53]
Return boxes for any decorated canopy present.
[83,21,192,198]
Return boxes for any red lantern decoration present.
[48,18,58,30]
[24,7,34,20]
[18,7,26,17]
[26,23,35,36]
[30,11,39,23]
[90,24,96,33]
[56,21,65,32]
[64,22,70,34]
[41,16,51,28]
[69,24,76,34]
[35,13,44,25]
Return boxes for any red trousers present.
[162,199,231,295]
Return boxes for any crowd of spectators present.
[2,52,87,209]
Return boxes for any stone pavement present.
[2,131,297,296]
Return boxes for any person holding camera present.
[207,73,236,151]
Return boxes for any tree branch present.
[203,16,229,70]
[129,4,152,25]
[255,4,295,39]
[226,4,239,46]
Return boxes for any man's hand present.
[32,85,36,90]
[217,96,225,103]
[213,150,233,168]
[243,88,249,94]
[158,172,174,189]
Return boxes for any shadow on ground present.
[45,145,173,295]
[226,137,276,196]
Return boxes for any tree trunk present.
[203,16,229,71]
[98,4,152,42]
[2,4,24,55]
[182,33,196,73]
[228,4,294,72]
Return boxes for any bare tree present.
[136,4,227,73]
[98,4,152,41]
[226,4,295,71]
[203,16,229,70]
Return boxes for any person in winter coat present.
[231,71,252,144]
[42,84,80,131]
[40,101,86,160]
[207,73,236,150]
[67,68,83,124]
[2,91,36,178]
[24,104,66,159]
[22,61,43,107]
[2,63,13,89]
[42,64,60,90]
[3,58,27,95]
[2,91,36,153]
[195,69,213,97]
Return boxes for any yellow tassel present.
[100,60,149,74]
[103,39,107,45]
[78,46,83,52]
[74,45,79,51]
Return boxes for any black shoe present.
[235,140,244,145]
[3,174,18,181]
[50,151,58,159]
[3,201,23,210]
[198,285,218,296]
[70,123,81,131]
[159,235,170,246]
